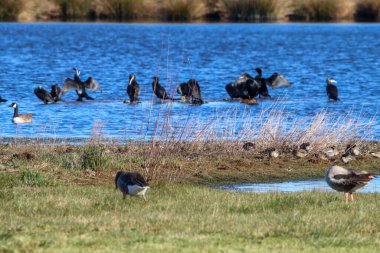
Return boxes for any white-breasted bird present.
[115,171,150,202]
[325,165,374,202]
[9,102,33,124]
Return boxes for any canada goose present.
[34,86,55,104]
[127,73,140,103]
[115,171,150,202]
[325,166,374,202]
[152,76,172,100]
[326,77,339,101]
[61,68,101,101]
[0,96,7,103]
[9,102,33,124]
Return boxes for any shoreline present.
[2,20,380,25]
[1,141,380,186]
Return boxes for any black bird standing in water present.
[34,86,55,104]
[127,73,140,103]
[177,79,203,104]
[254,68,271,98]
[326,77,339,101]
[50,84,62,102]
[188,79,203,104]
[61,68,101,101]
[152,76,171,100]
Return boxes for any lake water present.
[217,176,380,193]
[0,23,380,140]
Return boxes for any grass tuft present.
[19,170,49,187]
[80,144,110,171]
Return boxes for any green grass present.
[1,183,380,252]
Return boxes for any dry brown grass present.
[5,0,380,22]
[1,103,378,185]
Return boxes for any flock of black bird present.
[1,67,376,202]
[1,67,341,124]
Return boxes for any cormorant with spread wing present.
[61,68,102,101]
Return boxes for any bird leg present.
[350,192,354,202]
[344,192,349,202]
[143,195,147,203]
[123,193,126,200]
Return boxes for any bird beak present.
[369,175,375,179]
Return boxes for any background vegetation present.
[1,0,380,22]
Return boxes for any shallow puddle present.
[218,177,380,193]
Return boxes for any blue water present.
[217,177,380,193]
[0,23,379,140]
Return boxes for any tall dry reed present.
[290,0,341,21]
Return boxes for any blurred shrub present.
[290,0,340,21]
[354,0,380,21]
[0,0,24,21]
[222,0,277,21]
[161,0,206,21]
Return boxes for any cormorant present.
[326,77,339,101]
[34,86,55,104]
[152,76,171,100]
[61,68,101,101]
[0,96,7,103]
[127,73,140,103]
